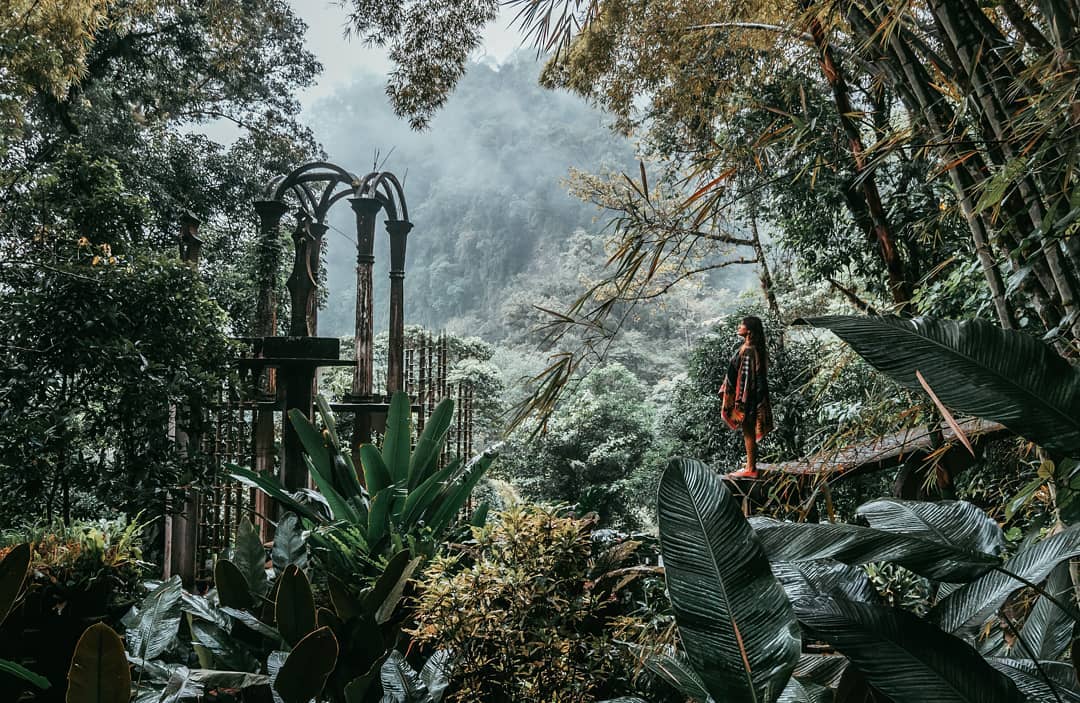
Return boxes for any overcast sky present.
[288,2,526,111]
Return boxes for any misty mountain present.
[309,54,635,339]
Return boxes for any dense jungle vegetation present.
[1,0,1079,702]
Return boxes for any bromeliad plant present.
[231,392,494,595]
[655,458,1080,703]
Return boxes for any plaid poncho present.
[720,346,774,441]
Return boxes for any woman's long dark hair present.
[742,315,769,375]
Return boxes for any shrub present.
[408,504,668,702]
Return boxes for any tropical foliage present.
[657,458,1080,703]
[409,503,669,702]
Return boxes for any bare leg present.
[743,423,758,476]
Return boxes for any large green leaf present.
[771,560,880,604]
[399,459,460,528]
[794,597,1025,703]
[1019,563,1075,659]
[857,499,1005,556]
[214,559,253,610]
[219,606,281,640]
[419,650,452,703]
[359,444,392,495]
[408,397,454,489]
[189,620,258,672]
[657,458,800,703]
[304,454,361,523]
[362,551,421,625]
[796,315,1080,455]
[66,623,131,703]
[426,451,496,537]
[751,499,1004,582]
[271,513,308,575]
[382,392,413,484]
[932,525,1080,638]
[230,517,268,597]
[644,651,711,703]
[987,659,1080,703]
[288,408,333,478]
[276,565,316,647]
[0,658,50,690]
[380,650,428,702]
[229,465,323,523]
[274,626,338,703]
[126,576,183,660]
[0,543,30,626]
[792,655,847,689]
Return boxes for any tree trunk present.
[803,3,912,306]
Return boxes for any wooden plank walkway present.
[756,418,1010,482]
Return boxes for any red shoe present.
[726,468,759,479]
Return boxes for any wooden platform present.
[755,418,1010,482]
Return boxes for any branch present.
[826,277,877,314]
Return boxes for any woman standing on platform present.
[720,316,774,478]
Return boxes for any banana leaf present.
[214,559,253,610]
[658,458,800,703]
[426,451,496,537]
[771,560,880,604]
[932,524,1080,638]
[856,499,1005,556]
[380,650,428,702]
[987,659,1080,703]
[793,655,847,689]
[219,607,280,640]
[304,454,361,523]
[419,650,453,703]
[126,576,183,660]
[189,620,259,672]
[778,679,831,703]
[644,651,711,703]
[1018,563,1075,659]
[362,550,420,624]
[795,316,1080,455]
[794,597,1025,703]
[180,591,230,630]
[751,516,1001,582]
